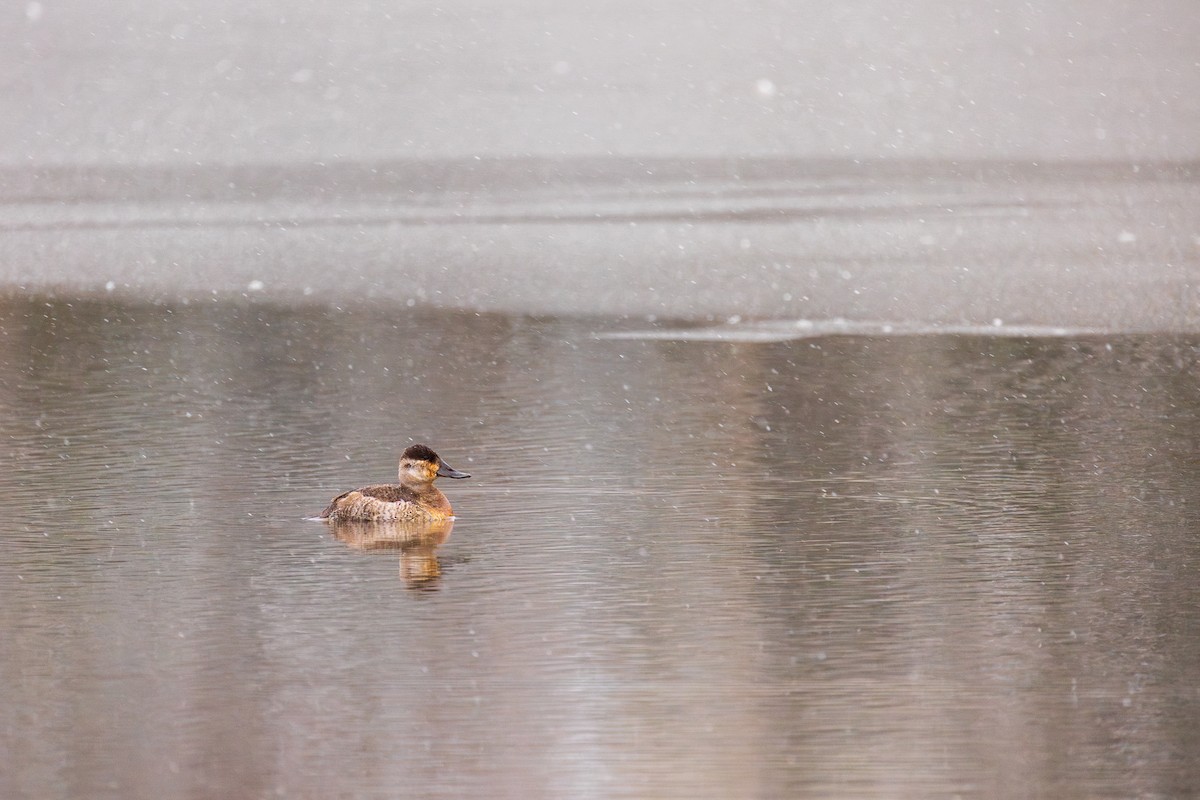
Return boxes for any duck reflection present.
[327,519,453,590]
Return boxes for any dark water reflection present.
[328,520,455,590]
[1,297,1198,799]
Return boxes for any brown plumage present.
[319,444,470,522]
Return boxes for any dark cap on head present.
[402,444,440,463]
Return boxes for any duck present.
[319,444,470,522]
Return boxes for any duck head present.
[398,444,471,484]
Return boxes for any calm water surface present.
[2,297,1198,799]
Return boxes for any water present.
[2,296,1199,799]
[4,157,1199,329]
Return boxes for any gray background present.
[3,0,1198,325]
[7,0,1199,162]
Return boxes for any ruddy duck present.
[319,444,470,522]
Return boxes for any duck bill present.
[436,461,471,479]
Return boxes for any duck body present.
[320,444,469,522]
[320,483,451,522]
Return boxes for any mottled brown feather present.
[320,482,452,521]
[319,490,353,518]
[356,484,424,504]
